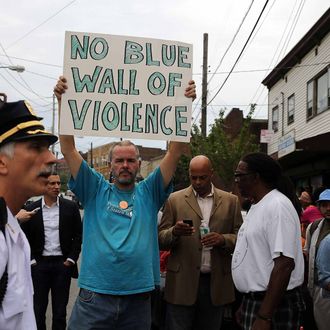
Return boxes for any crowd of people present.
[0,76,330,330]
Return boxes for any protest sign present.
[60,31,193,142]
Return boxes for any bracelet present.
[256,312,272,322]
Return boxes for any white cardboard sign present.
[60,31,193,142]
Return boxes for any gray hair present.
[108,140,140,162]
[0,142,15,159]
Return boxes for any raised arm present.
[159,80,196,188]
[160,141,190,188]
[54,76,83,179]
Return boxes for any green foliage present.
[173,155,191,191]
[173,124,208,190]
[59,171,70,192]
[207,104,260,190]
[173,104,260,191]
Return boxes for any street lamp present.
[0,65,25,73]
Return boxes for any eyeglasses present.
[190,175,209,181]
[234,172,254,181]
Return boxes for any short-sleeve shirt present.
[69,160,172,295]
[232,189,304,293]
[316,233,330,292]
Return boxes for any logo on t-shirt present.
[107,202,133,219]
[232,225,248,269]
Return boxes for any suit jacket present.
[158,186,242,306]
[21,197,82,278]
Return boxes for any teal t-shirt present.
[69,160,172,295]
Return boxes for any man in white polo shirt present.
[232,152,305,330]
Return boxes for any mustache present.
[119,169,133,175]
[38,165,56,178]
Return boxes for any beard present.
[113,169,137,185]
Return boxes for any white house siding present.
[267,32,330,155]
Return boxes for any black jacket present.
[21,197,82,278]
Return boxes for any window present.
[307,67,330,119]
[307,82,313,118]
[317,72,328,114]
[287,94,295,124]
[272,106,279,132]
[329,69,330,108]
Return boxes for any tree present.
[59,171,70,193]
[173,104,260,191]
[207,104,260,191]
[172,124,208,190]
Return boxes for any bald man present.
[158,155,243,330]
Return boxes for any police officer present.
[0,100,57,330]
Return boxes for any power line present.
[208,0,255,85]
[207,0,271,106]
[248,0,306,118]
[25,70,58,80]
[244,0,300,115]
[6,0,77,49]
[195,102,270,107]
[193,61,330,76]
[0,63,51,102]
[0,71,46,106]
[241,0,276,55]
[270,0,301,68]
[2,54,327,80]
[0,53,62,68]
[0,42,51,101]
[1,1,76,104]
[279,0,306,59]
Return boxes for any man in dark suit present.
[158,155,243,330]
[20,173,82,330]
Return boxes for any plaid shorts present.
[241,287,305,330]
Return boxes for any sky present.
[0,0,329,154]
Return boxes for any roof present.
[262,7,330,89]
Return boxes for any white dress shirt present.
[0,208,36,330]
[41,197,62,256]
[194,185,214,273]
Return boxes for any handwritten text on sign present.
[60,31,193,142]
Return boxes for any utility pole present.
[201,33,208,137]
[90,142,93,168]
[52,94,56,154]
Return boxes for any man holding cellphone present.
[16,207,40,224]
[183,219,193,227]
[158,155,243,330]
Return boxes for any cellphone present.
[32,207,40,213]
[183,219,193,227]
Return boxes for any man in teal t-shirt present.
[54,76,196,330]
[69,160,170,295]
